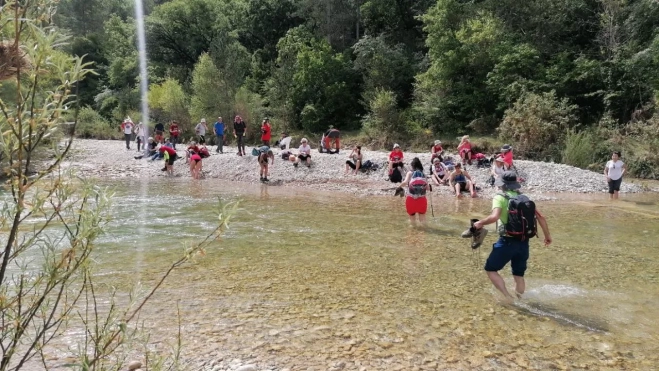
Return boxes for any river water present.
[89,179,659,370]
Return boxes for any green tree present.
[149,78,190,130]
[190,53,232,122]
[353,34,417,104]
[268,27,362,132]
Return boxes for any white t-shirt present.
[279,136,292,150]
[123,122,133,134]
[606,160,624,180]
[299,144,311,155]
[135,124,145,137]
[196,123,207,136]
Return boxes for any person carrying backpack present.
[472,171,552,302]
[396,157,430,226]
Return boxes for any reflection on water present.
[84,180,659,369]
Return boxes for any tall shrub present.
[498,91,577,160]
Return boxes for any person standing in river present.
[397,157,431,227]
[472,171,552,302]
[604,151,626,200]
[233,116,247,156]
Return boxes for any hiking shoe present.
[260,177,264,182]
[471,228,488,249]
[263,177,269,182]
[461,228,473,238]
[293,163,298,168]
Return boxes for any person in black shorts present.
[233,116,247,156]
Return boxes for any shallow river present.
[93,179,659,370]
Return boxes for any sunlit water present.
[75,180,659,370]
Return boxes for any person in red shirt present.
[388,143,404,174]
[168,121,180,149]
[185,141,200,164]
[158,145,178,176]
[457,135,473,165]
[261,118,272,146]
[431,140,443,161]
[500,144,514,169]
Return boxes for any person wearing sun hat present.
[431,140,444,161]
[488,155,506,186]
[472,171,552,301]
[430,157,449,185]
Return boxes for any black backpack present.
[389,167,403,183]
[498,192,537,240]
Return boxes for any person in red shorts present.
[397,157,430,226]
[189,152,202,179]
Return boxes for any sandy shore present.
[60,139,645,200]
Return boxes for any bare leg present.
[513,275,525,297]
[487,271,514,300]
[454,184,461,197]
[418,213,427,226]
[469,181,477,197]
[613,190,619,199]
[354,161,360,174]
[408,214,416,226]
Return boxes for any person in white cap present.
[431,140,443,161]
[195,118,208,144]
[120,117,134,150]
[388,143,404,175]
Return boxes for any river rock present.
[235,365,257,371]
[127,361,142,370]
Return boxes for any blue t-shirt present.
[214,122,225,136]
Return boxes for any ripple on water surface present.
[49,180,659,369]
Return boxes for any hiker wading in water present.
[397,157,431,226]
[472,171,552,302]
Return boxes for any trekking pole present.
[429,185,435,219]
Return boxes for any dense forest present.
[34,0,659,175]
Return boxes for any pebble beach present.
[62,139,644,201]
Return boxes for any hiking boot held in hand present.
[471,228,488,249]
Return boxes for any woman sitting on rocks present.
[489,156,506,186]
[345,145,363,175]
[449,163,476,198]
[294,138,312,168]
[457,135,473,165]
[430,158,449,185]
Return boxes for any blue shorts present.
[484,237,530,276]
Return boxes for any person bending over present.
[257,146,274,182]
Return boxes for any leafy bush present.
[75,107,118,139]
[562,129,598,168]
[362,89,403,142]
[498,91,577,160]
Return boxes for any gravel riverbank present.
[62,139,643,200]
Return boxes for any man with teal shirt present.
[473,171,552,301]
